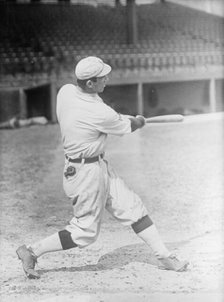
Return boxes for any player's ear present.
[86,80,93,88]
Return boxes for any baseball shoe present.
[16,245,40,279]
[158,254,189,272]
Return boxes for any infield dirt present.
[0,114,223,302]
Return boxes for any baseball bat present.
[145,114,184,123]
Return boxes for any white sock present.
[29,232,63,258]
[137,224,171,259]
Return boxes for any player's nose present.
[104,75,109,82]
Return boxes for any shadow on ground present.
[39,240,189,275]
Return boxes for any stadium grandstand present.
[0,0,223,122]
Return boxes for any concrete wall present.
[102,84,138,115]
[0,84,52,123]
[0,89,20,123]
[216,79,224,111]
[143,80,210,116]
[102,80,213,116]
[1,79,223,123]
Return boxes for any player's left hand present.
[136,115,146,127]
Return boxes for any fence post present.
[137,82,144,115]
[209,78,216,112]
[126,0,138,44]
[19,88,27,119]
[50,81,57,122]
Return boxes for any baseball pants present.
[63,158,149,248]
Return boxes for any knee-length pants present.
[63,158,148,248]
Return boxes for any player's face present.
[92,75,109,93]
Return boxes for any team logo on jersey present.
[64,166,76,178]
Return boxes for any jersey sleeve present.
[95,105,132,136]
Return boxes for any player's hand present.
[136,115,146,128]
[128,115,146,132]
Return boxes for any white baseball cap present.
[75,56,112,80]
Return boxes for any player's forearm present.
[128,115,146,132]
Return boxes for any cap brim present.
[97,63,112,77]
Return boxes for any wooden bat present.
[145,114,184,123]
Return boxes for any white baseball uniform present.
[16,57,188,280]
[56,84,148,248]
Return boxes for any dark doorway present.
[25,84,51,120]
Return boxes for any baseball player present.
[16,56,189,279]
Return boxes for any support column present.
[126,0,138,44]
[209,78,216,112]
[19,88,27,119]
[137,82,144,115]
[115,0,121,7]
[50,81,57,123]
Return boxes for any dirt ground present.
[0,113,223,302]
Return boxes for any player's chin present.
[99,86,106,93]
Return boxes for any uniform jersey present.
[56,84,131,159]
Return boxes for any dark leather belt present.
[66,154,104,164]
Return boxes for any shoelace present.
[27,248,38,265]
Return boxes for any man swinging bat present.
[16,56,189,279]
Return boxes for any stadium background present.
[0,0,223,122]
